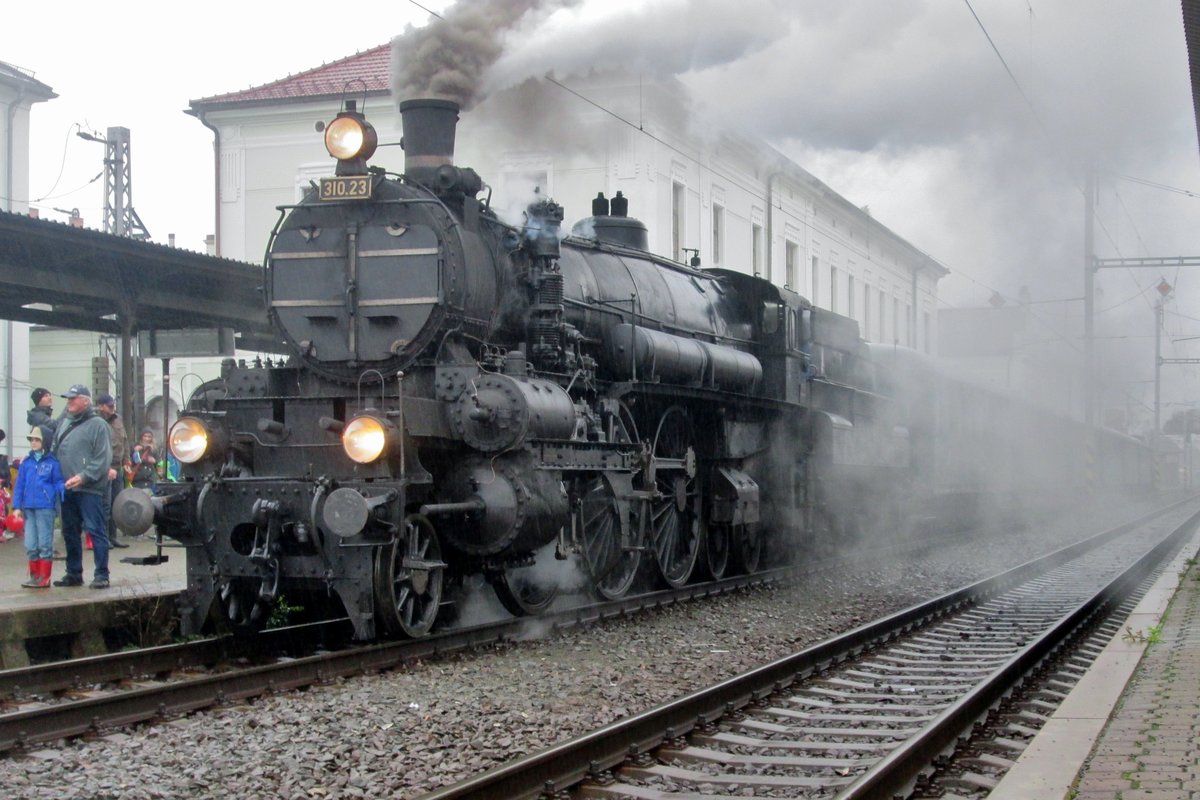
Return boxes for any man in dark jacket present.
[27,387,59,435]
[50,385,113,589]
[95,393,129,548]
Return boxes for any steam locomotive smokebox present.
[399,98,460,181]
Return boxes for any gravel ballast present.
[0,499,1173,799]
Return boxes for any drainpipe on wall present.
[910,261,924,350]
[190,108,221,255]
[765,168,783,284]
[5,88,26,466]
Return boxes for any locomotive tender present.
[114,97,1129,640]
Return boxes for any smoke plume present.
[391,1,574,108]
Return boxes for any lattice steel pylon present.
[102,126,150,240]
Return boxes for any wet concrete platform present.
[990,524,1200,799]
[0,532,186,668]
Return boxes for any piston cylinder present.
[437,456,568,555]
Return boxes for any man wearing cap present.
[95,393,129,548]
[49,385,113,589]
[27,387,60,435]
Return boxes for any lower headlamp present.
[169,417,212,464]
[342,415,392,464]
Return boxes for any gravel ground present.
[0,499,1170,799]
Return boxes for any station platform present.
[990,524,1200,799]
[0,532,186,668]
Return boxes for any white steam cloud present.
[392,0,1199,430]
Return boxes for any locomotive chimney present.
[399,98,480,196]
[399,98,459,170]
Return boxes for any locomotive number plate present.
[319,175,372,201]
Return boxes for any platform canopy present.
[0,210,282,352]
[1186,0,1200,161]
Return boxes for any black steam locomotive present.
[113,98,1130,640]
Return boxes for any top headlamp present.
[324,112,378,164]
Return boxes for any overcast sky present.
[4,0,1199,421]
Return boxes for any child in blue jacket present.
[13,425,64,588]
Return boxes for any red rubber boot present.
[21,560,41,588]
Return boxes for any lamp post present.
[76,127,150,433]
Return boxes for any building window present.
[672,181,685,261]
[924,312,932,354]
[785,240,798,289]
[811,255,819,303]
[893,298,900,343]
[905,303,912,347]
[847,275,855,320]
[712,204,724,265]
[752,223,763,277]
[829,266,838,312]
[862,285,871,340]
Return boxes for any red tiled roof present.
[190,44,390,108]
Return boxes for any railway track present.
[413,501,1200,799]
[0,558,791,752]
[1,497,1190,768]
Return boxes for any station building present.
[187,44,945,351]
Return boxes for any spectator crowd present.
[1,385,169,590]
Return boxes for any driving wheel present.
[579,476,639,600]
[703,521,731,580]
[732,522,764,574]
[648,406,700,588]
[492,549,559,616]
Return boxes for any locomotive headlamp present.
[169,417,211,464]
[324,111,378,166]
[342,415,391,464]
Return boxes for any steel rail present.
[0,621,344,699]
[412,500,1200,800]
[838,505,1200,799]
[0,560,788,752]
[2,496,1191,758]
[0,498,994,711]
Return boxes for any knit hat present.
[30,387,50,405]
